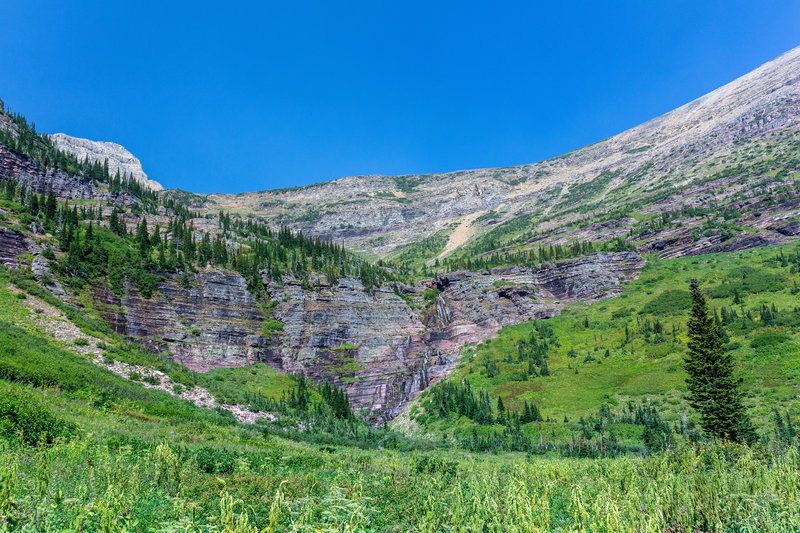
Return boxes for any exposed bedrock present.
[86,251,645,419]
[0,145,139,205]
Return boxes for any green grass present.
[202,363,295,403]
[0,321,237,427]
[2,381,800,531]
[414,242,800,440]
[1,232,800,532]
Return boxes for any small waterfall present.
[433,294,451,330]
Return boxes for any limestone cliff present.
[51,133,163,191]
[0,145,141,206]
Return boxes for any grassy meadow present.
[2,243,800,530]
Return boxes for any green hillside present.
[2,265,800,531]
[409,243,800,452]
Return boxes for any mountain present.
[183,46,800,266]
[51,133,163,191]
[0,45,799,426]
[2,45,800,532]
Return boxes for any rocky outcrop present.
[0,145,141,205]
[0,145,99,200]
[51,133,163,191]
[92,269,265,372]
[83,251,644,419]
[0,226,29,268]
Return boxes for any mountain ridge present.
[171,45,800,265]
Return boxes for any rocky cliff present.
[51,133,163,191]
[0,144,142,206]
[76,251,644,418]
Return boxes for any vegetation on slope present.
[0,104,401,293]
[2,266,800,531]
[409,243,800,453]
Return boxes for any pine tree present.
[44,190,57,220]
[137,218,150,258]
[684,279,756,443]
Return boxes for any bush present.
[414,455,458,478]
[0,384,77,445]
[195,446,238,474]
[750,330,791,349]
[261,318,284,340]
[709,269,786,298]
[640,290,693,315]
[611,307,633,319]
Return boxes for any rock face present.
[51,133,163,191]
[92,269,265,372]
[0,145,98,200]
[0,226,29,269]
[0,145,141,206]
[85,251,644,419]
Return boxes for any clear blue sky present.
[1,1,798,193]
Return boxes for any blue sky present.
[1,1,799,193]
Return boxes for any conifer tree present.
[137,218,150,258]
[44,190,57,220]
[684,279,756,443]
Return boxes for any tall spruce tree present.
[684,279,756,443]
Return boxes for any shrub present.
[641,290,693,315]
[195,446,238,474]
[261,318,284,340]
[422,288,441,308]
[414,455,458,478]
[611,307,633,319]
[750,330,791,349]
[0,384,77,445]
[74,338,89,346]
[709,268,786,298]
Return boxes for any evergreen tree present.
[684,279,756,443]
[137,218,150,258]
[44,190,57,220]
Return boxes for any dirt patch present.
[436,213,481,262]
